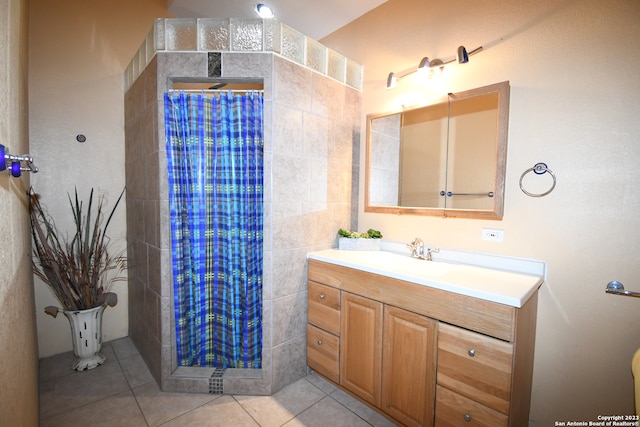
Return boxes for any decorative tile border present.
[124,18,363,91]
[209,368,226,394]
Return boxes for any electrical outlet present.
[482,228,504,242]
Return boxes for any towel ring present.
[519,162,556,197]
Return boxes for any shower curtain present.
[164,91,263,369]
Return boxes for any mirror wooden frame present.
[364,81,510,220]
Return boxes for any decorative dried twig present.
[29,187,126,311]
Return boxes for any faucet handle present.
[406,240,418,257]
[426,247,440,261]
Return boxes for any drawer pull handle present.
[319,294,325,299]
[464,413,472,422]
[468,349,476,357]
[317,340,322,345]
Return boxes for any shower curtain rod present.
[168,89,264,94]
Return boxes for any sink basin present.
[307,249,544,307]
[330,250,453,276]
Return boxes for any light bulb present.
[255,4,274,19]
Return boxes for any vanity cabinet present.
[307,258,539,427]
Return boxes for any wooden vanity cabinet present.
[307,259,538,427]
[340,292,383,407]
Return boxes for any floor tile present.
[39,359,129,419]
[235,377,326,427]
[40,389,146,427]
[330,387,398,427]
[111,336,140,360]
[283,395,372,427]
[162,395,260,427]
[132,378,219,426]
[39,344,116,383]
[38,351,80,383]
[119,352,155,388]
[39,337,400,427]
[305,372,339,394]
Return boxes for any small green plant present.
[29,187,125,314]
[338,228,383,239]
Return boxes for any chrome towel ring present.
[519,162,556,197]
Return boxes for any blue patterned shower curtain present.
[164,91,263,368]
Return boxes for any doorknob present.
[605,281,640,298]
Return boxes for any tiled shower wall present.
[124,51,360,394]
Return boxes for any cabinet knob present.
[319,294,325,299]
[464,413,472,422]
[317,339,322,345]
[468,348,476,357]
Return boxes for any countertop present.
[307,248,544,308]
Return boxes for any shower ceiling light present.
[255,3,274,19]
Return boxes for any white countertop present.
[307,248,544,308]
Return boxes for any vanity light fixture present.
[386,72,397,89]
[426,58,445,77]
[386,45,483,88]
[457,45,483,64]
[388,56,442,89]
[457,46,469,64]
[255,3,274,19]
[417,57,431,72]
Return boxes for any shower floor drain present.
[209,368,226,394]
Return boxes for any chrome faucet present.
[407,238,439,261]
[407,237,424,259]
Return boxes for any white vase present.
[338,237,381,251]
[63,305,106,371]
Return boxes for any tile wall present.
[124,50,360,395]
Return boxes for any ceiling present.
[168,0,388,40]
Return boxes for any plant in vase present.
[29,187,126,371]
[337,228,383,250]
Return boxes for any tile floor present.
[39,337,399,426]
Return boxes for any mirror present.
[365,81,510,219]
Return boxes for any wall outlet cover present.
[482,228,504,242]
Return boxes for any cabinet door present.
[382,305,437,427]
[340,292,383,407]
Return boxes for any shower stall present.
[123,19,361,394]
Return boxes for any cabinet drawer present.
[435,385,508,427]
[437,323,513,414]
[308,281,341,335]
[307,324,339,383]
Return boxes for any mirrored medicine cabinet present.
[365,81,510,220]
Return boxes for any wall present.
[125,49,360,394]
[0,0,39,424]
[321,0,640,423]
[29,0,172,357]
